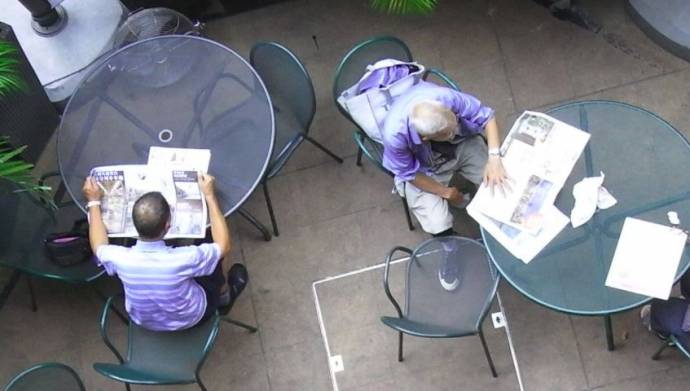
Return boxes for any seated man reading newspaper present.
[381,80,509,291]
[82,173,247,331]
[641,272,690,351]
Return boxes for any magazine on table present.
[468,111,590,263]
[90,147,211,239]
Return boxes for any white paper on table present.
[147,147,211,172]
[605,217,687,300]
[468,200,570,263]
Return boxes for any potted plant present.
[371,0,438,14]
[0,40,51,202]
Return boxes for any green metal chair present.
[382,236,499,377]
[333,36,462,231]
[94,295,257,391]
[0,174,107,314]
[249,41,343,237]
[3,362,85,391]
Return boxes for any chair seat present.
[381,316,478,338]
[93,363,196,385]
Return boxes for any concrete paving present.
[2,0,690,389]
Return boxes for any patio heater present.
[0,0,126,104]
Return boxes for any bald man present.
[82,174,247,331]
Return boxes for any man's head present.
[410,100,458,142]
[132,192,171,240]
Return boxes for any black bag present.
[44,219,93,267]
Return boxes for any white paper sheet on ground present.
[605,217,687,300]
[468,200,570,263]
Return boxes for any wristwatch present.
[86,200,102,209]
[488,148,500,157]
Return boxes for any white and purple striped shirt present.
[96,240,222,331]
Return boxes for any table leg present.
[237,208,272,242]
[605,315,615,351]
[0,270,21,312]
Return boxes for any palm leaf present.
[0,41,26,96]
[371,0,438,15]
[0,137,55,208]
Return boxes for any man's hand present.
[198,173,216,198]
[483,155,510,196]
[82,177,104,202]
[442,186,465,206]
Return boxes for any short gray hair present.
[410,100,455,137]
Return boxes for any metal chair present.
[3,362,85,391]
[94,295,258,391]
[381,236,499,377]
[249,41,343,237]
[0,174,108,315]
[333,36,462,231]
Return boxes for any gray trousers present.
[398,135,487,234]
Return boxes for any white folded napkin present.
[571,172,617,228]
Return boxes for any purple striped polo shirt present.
[96,240,222,331]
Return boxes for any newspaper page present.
[605,218,687,299]
[471,111,590,234]
[91,147,212,239]
[147,147,211,171]
[467,111,589,263]
[468,203,569,263]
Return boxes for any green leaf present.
[370,0,438,15]
[0,145,26,163]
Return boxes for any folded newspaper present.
[91,147,211,239]
[468,111,590,263]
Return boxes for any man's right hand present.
[82,177,104,202]
[198,173,216,198]
[442,186,465,206]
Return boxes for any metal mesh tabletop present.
[484,100,690,315]
[57,35,274,216]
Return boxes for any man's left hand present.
[483,155,511,196]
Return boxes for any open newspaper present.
[91,147,211,239]
[468,111,590,263]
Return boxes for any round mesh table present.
[483,100,690,350]
[57,36,274,217]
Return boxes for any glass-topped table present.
[483,100,690,350]
[57,36,275,238]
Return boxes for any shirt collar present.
[406,117,424,145]
[133,240,167,250]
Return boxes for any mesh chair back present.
[405,237,498,334]
[333,36,413,103]
[250,42,315,163]
[4,363,85,391]
[126,316,220,379]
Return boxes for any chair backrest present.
[125,317,220,379]
[3,363,85,391]
[250,41,316,135]
[405,237,499,333]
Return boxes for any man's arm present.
[199,173,231,258]
[411,173,465,205]
[82,177,108,253]
[482,117,509,194]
